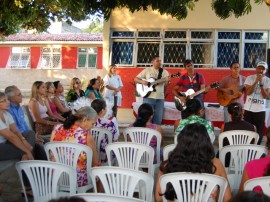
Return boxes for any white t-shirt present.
[104,74,123,106]
[244,74,270,112]
[136,67,169,99]
[0,111,15,143]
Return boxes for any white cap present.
[256,61,268,69]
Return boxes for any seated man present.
[5,85,46,160]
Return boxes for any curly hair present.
[161,123,216,200]
[133,103,153,127]
[227,102,242,122]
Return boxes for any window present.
[8,47,30,68]
[40,47,61,69]
[111,29,269,68]
[78,48,97,68]
[243,32,268,68]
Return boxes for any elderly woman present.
[0,92,34,161]
[50,106,100,187]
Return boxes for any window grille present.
[78,48,97,68]
[110,30,269,68]
[8,47,30,68]
[40,47,61,69]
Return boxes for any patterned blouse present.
[50,124,89,187]
[94,117,119,163]
[175,115,215,143]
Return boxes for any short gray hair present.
[5,85,18,98]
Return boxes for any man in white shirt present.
[244,61,270,144]
[134,56,170,125]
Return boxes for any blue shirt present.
[7,102,30,133]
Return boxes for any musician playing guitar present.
[217,62,246,123]
[172,59,209,119]
[134,55,170,125]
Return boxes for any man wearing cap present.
[243,61,270,144]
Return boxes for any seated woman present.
[174,98,215,143]
[238,127,270,193]
[91,99,119,163]
[50,106,100,187]
[85,78,103,100]
[130,103,163,162]
[45,82,65,122]
[28,81,58,144]
[155,123,232,202]
[52,81,71,118]
[66,77,85,103]
[0,92,34,161]
[220,102,256,133]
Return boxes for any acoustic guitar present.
[174,82,219,111]
[136,72,180,98]
[217,85,245,106]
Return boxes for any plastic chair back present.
[72,193,146,202]
[163,144,176,161]
[218,130,259,151]
[160,172,227,202]
[44,142,93,193]
[91,166,153,202]
[91,127,113,162]
[244,176,270,196]
[219,145,266,193]
[105,142,154,175]
[16,160,76,202]
[123,127,162,164]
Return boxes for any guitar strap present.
[157,68,163,80]
[239,75,243,85]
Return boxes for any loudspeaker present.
[267,49,270,77]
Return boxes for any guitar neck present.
[189,87,209,98]
[151,77,167,85]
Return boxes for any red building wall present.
[30,47,41,68]
[62,47,77,69]
[117,68,256,108]
[97,47,103,69]
[0,47,10,68]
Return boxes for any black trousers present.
[244,110,265,145]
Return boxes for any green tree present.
[82,18,103,33]
[0,0,267,37]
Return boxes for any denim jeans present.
[143,98,164,125]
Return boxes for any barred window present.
[78,48,97,68]
[243,32,268,68]
[40,47,61,69]
[110,29,269,68]
[8,47,30,68]
[217,31,240,67]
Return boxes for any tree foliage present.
[0,0,266,37]
[82,18,103,33]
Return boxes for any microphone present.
[257,71,263,85]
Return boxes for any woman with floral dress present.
[50,106,100,187]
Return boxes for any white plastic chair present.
[72,193,146,202]
[244,176,270,196]
[219,145,267,194]
[163,144,176,161]
[105,142,155,176]
[91,166,153,202]
[218,130,259,151]
[16,160,76,202]
[44,142,93,193]
[123,127,162,174]
[91,127,113,163]
[160,172,227,202]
